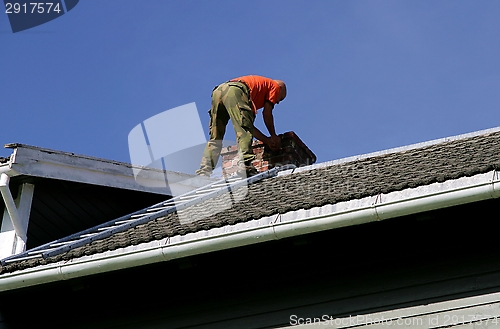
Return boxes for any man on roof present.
[196,75,287,177]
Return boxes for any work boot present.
[195,168,212,177]
[236,162,258,178]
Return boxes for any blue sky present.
[1,1,500,166]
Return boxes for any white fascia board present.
[5,144,211,196]
[1,170,499,292]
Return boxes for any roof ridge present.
[281,126,500,175]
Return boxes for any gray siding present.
[288,292,500,328]
[1,198,500,329]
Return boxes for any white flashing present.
[1,170,499,292]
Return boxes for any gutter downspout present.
[1,171,500,292]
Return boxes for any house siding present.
[1,198,500,329]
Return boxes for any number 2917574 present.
[5,2,62,14]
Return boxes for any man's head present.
[274,80,287,104]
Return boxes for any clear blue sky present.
[1,1,499,165]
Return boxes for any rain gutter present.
[1,170,500,292]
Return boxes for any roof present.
[1,127,500,290]
[0,143,214,252]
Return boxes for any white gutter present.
[1,170,500,292]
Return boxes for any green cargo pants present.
[196,81,255,175]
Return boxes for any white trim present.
[0,178,35,258]
[6,144,212,196]
[0,173,25,242]
[1,170,499,292]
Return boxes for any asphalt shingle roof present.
[2,130,500,274]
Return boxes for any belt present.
[228,79,250,94]
[229,79,249,88]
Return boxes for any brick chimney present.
[220,131,316,176]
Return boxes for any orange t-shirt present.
[232,75,281,114]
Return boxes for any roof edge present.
[4,143,212,195]
[4,143,132,167]
[1,170,499,292]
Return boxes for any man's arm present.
[253,124,280,151]
[262,101,281,149]
[252,126,272,147]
